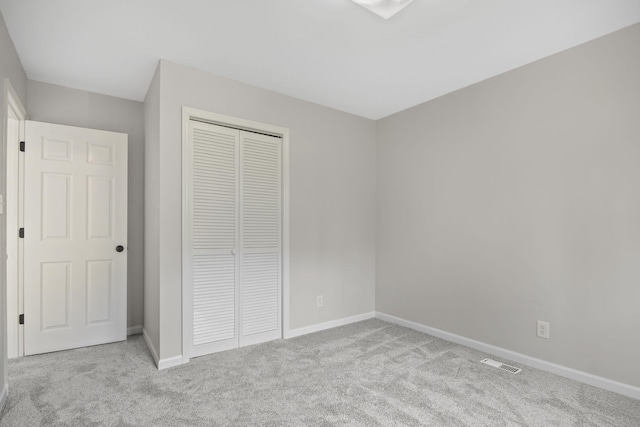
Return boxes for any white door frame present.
[181,107,290,363]
[4,78,27,359]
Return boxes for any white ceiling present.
[1,0,639,119]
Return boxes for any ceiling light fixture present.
[351,0,416,19]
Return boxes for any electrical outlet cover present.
[537,320,550,339]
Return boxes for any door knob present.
[231,249,236,255]
[116,245,124,252]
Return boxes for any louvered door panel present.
[241,253,279,336]
[192,127,236,250]
[193,254,235,345]
[187,122,239,357]
[239,132,282,346]
[242,136,281,248]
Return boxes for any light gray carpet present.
[1,319,639,426]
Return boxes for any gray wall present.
[376,23,640,387]
[0,13,26,103]
[27,81,145,331]
[145,60,376,360]
[0,9,27,409]
[143,66,161,357]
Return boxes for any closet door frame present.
[181,107,290,362]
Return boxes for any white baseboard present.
[142,328,185,370]
[127,325,143,336]
[1,383,8,413]
[157,355,185,370]
[285,311,376,339]
[142,328,160,368]
[376,312,640,400]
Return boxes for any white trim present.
[4,79,26,119]
[281,129,290,339]
[286,311,376,339]
[376,312,640,400]
[142,328,185,370]
[183,108,290,137]
[0,383,7,413]
[181,107,291,360]
[142,328,160,368]
[4,79,27,360]
[181,111,193,362]
[126,325,143,336]
[157,355,185,370]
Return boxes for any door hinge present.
[19,228,24,238]
[20,141,25,152]
[19,314,24,325]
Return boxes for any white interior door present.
[239,131,281,346]
[185,120,282,359]
[185,121,240,357]
[24,121,128,355]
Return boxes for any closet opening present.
[181,107,290,362]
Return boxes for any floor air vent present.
[481,358,522,374]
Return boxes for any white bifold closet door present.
[185,120,282,358]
